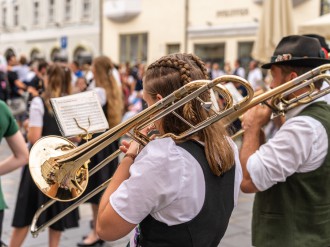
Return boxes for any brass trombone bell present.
[29,136,89,201]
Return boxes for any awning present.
[251,0,295,63]
[298,13,330,39]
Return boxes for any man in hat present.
[239,35,330,246]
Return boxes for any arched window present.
[73,46,86,61]
[73,46,92,65]
[50,47,60,62]
[30,49,41,62]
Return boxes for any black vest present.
[139,140,236,247]
[41,100,61,136]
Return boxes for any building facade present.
[0,0,100,64]
[102,0,328,69]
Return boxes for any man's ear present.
[289,71,298,81]
[156,93,163,101]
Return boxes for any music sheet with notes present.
[50,90,109,137]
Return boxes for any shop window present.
[167,44,180,55]
[238,41,253,73]
[49,0,55,23]
[194,43,225,66]
[321,0,330,15]
[120,33,148,63]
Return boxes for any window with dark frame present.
[65,0,71,21]
[13,4,18,26]
[167,44,180,54]
[238,41,253,75]
[33,1,39,25]
[49,0,55,23]
[119,33,148,64]
[2,6,6,27]
[82,0,91,18]
[194,43,225,67]
[321,0,330,15]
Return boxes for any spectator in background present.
[232,59,246,79]
[28,61,48,98]
[77,55,123,247]
[205,61,212,79]
[81,63,94,90]
[247,60,263,91]
[0,67,8,102]
[6,54,28,128]
[13,55,30,84]
[211,63,225,79]
[70,60,83,86]
[73,76,88,94]
[6,54,27,99]
[224,62,232,75]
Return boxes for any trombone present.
[29,75,253,237]
[29,64,330,237]
[223,64,330,139]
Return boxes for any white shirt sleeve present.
[112,68,122,87]
[93,87,107,106]
[231,140,243,206]
[28,97,44,127]
[247,116,328,191]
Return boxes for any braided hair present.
[144,53,234,175]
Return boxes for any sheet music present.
[50,90,109,137]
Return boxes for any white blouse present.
[110,137,242,226]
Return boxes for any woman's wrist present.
[123,153,137,161]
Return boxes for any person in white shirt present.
[211,62,225,79]
[232,59,246,79]
[96,53,242,247]
[247,60,263,91]
[240,35,330,247]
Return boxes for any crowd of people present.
[0,53,145,247]
[0,33,329,247]
[205,58,265,92]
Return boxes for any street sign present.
[60,36,67,49]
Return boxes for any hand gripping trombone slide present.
[29,64,330,237]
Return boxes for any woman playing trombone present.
[96,53,242,246]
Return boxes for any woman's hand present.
[119,140,139,154]
[120,124,158,155]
